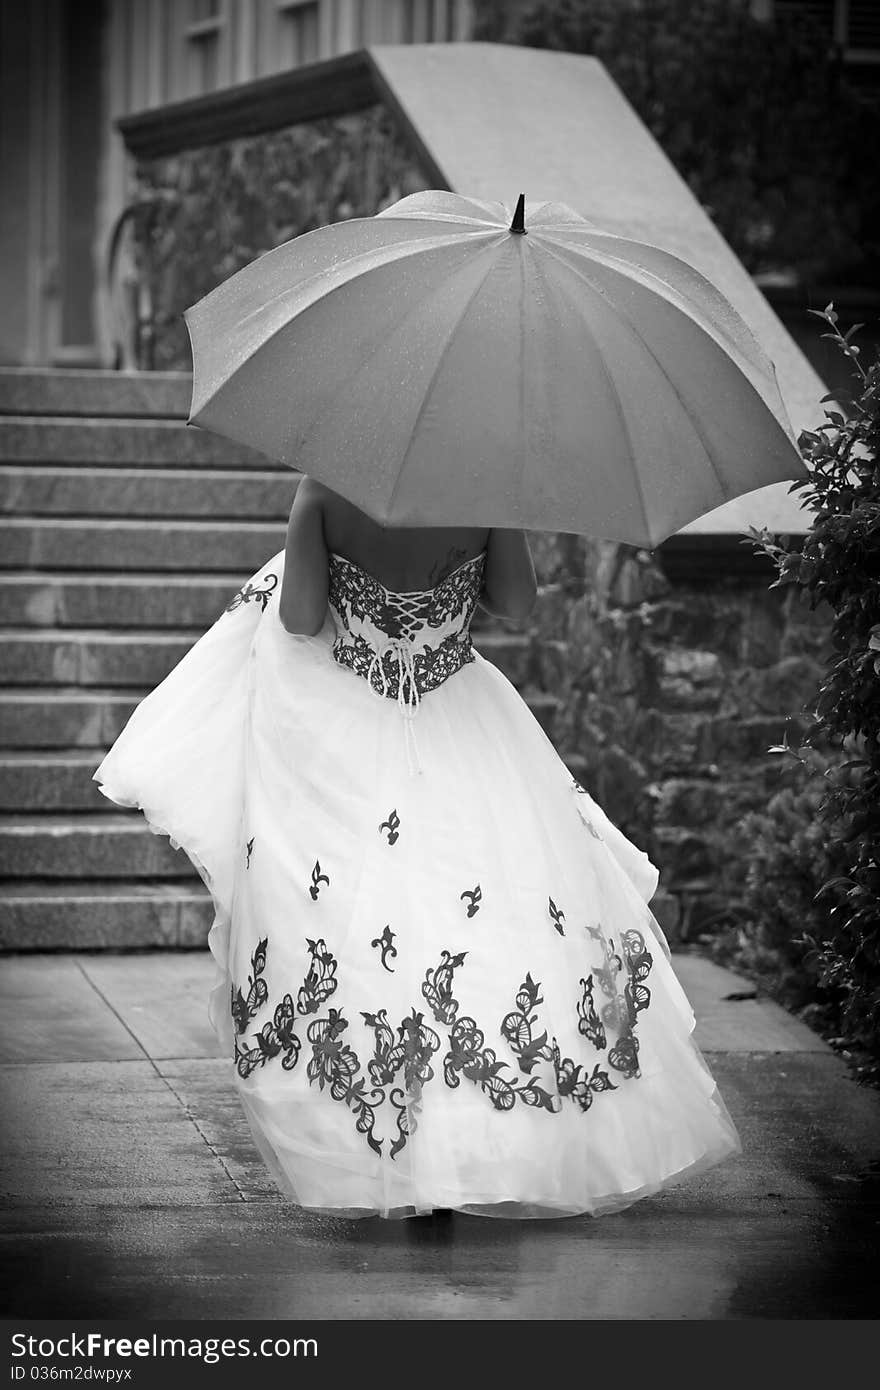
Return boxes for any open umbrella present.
[185,190,805,547]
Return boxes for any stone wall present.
[523,535,829,945]
[133,105,430,370]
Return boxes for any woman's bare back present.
[279,478,536,634]
[320,488,489,593]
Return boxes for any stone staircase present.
[0,369,547,951]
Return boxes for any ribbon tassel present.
[366,637,424,776]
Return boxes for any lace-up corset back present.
[327,550,487,702]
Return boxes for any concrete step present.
[0,630,199,687]
[1,665,549,749]
[0,814,199,880]
[0,466,297,517]
[0,880,212,949]
[0,751,110,812]
[0,417,269,466]
[0,369,192,418]
[0,573,245,628]
[2,572,513,633]
[0,628,530,689]
[0,689,142,747]
[0,517,286,570]
[472,631,531,686]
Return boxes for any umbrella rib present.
[538,240,728,530]
[609,295,730,508]
[385,247,503,517]
[536,242,650,542]
[539,228,772,375]
[235,233,496,336]
[191,231,504,420]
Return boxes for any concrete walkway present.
[1,951,878,1320]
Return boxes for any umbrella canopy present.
[185,190,805,547]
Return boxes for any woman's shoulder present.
[294,474,334,509]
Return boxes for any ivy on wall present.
[132,106,430,369]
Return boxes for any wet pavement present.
[1,951,878,1320]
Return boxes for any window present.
[186,0,226,94]
[845,0,880,59]
[770,0,880,59]
[277,0,320,66]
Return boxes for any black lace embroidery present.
[586,926,624,1006]
[327,551,485,700]
[607,929,654,1079]
[333,627,477,701]
[460,885,482,918]
[297,937,338,1015]
[501,973,552,1075]
[235,993,302,1078]
[233,939,336,1078]
[548,896,566,936]
[230,925,652,1157]
[363,1009,441,1158]
[422,949,468,1025]
[571,780,603,839]
[225,572,278,613]
[309,860,329,900]
[585,924,654,1079]
[497,975,617,1113]
[371,925,398,973]
[231,936,268,1035]
[553,1055,617,1113]
[306,1008,385,1157]
[420,943,521,1114]
[444,1015,520,1111]
[577,974,607,1051]
[379,810,401,845]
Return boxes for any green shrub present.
[747,310,880,1074]
[731,753,849,1018]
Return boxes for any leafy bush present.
[473,0,879,287]
[726,753,849,1017]
[747,310,880,1073]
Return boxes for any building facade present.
[0,0,475,368]
[1,0,876,370]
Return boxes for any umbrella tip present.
[509,193,526,235]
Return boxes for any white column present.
[318,0,335,57]
[145,0,163,106]
[336,0,358,50]
[411,0,429,43]
[233,0,257,82]
[452,0,473,41]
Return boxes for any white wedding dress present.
[94,544,740,1218]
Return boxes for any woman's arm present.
[278,476,330,635]
[480,529,537,621]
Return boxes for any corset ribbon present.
[366,637,424,776]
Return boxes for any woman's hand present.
[481,529,537,622]
[278,477,330,635]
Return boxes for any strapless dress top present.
[326,549,487,710]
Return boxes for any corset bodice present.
[327,549,487,704]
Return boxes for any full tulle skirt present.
[94,550,740,1218]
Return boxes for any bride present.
[94,475,740,1219]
